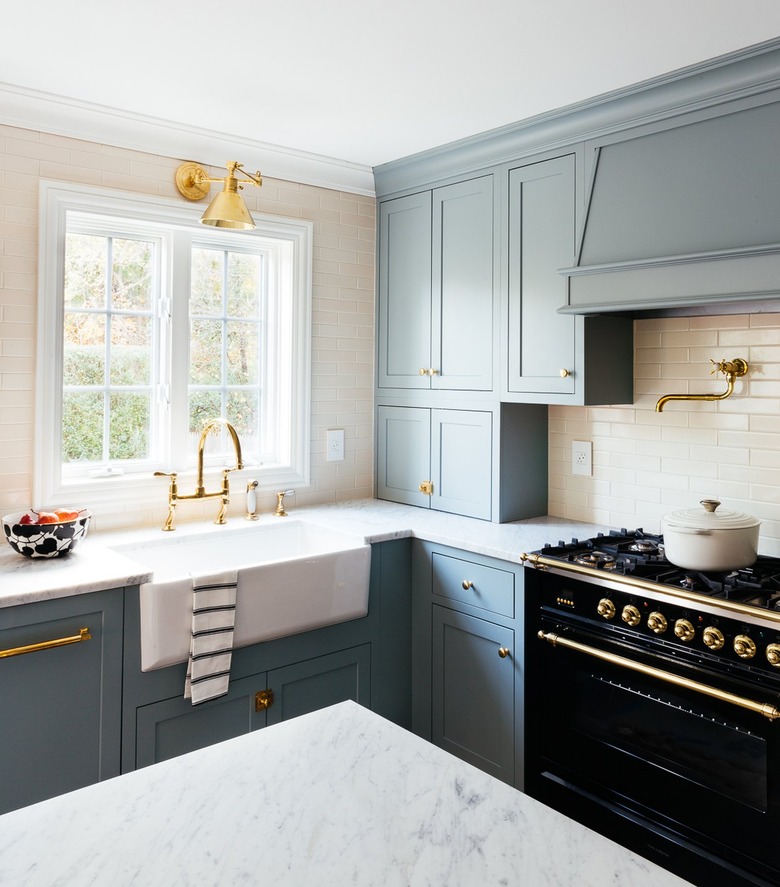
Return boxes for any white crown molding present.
[0,82,376,196]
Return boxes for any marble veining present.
[0,701,691,886]
[0,498,606,608]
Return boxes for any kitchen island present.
[0,700,690,886]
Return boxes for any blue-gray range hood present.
[560,94,780,314]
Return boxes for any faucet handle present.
[154,470,176,477]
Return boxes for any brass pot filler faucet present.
[655,358,749,412]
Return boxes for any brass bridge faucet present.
[154,418,244,531]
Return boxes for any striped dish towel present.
[184,570,238,705]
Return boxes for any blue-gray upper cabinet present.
[504,154,633,405]
[376,405,492,520]
[0,588,124,814]
[377,175,496,392]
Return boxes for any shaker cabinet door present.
[376,405,432,508]
[0,590,123,814]
[507,154,576,396]
[431,606,515,784]
[377,191,433,389]
[431,408,492,520]
[432,175,495,392]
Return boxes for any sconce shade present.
[201,189,256,229]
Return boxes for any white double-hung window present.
[36,182,312,511]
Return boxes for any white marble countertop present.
[0,700,691,887]
[0,498,606,608]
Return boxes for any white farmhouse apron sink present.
[110,521,371,671]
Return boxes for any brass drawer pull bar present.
[0,627,92,659]
[538,629,780,721]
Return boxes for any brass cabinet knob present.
[498,647,510,659]
[647,611,668,634]
[766,643,780,667]
[597,598,616,620]
[734,634,757,659]
[462,580,474,590]
[428,367,439,376]
[703,626,725,650]
[560,368,571,378]
[621,604,641,627]
[419,368,428,376]
[674,619,695,642]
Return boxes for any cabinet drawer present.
[431,552,514,618]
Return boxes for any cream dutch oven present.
[661,499,760,571]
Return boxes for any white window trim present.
[35,180,312,513]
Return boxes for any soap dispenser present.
[245,480,259,520]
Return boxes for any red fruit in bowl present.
[36,512,60,524]
[19,512,36,525]
[54,509,79,522]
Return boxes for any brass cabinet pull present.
[498,647,510,659]
[418,481,434,495]
[559,368,571,378]
[0,627,91,659]
[255,689,274,711]
[538,629,780,721]
[419,368,428,376]
[462,580,474,590]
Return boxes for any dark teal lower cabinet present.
[431,607,515,783]
[0,588,124,814]
[135,646,371,768]
[412,540,524,789]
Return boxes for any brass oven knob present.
[766,644,780,667]
[674,619,695,642]
[621,605,641,627]
[597,598,616,620]
[703,626,725,651]
[733,634,757,660]
[647,611,668,634]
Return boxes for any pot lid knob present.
[700,499,721,513]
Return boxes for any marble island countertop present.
[0,498,607,608]
[0,700,692,887]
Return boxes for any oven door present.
[527,615,780,886]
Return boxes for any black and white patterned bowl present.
[2,510,92,558]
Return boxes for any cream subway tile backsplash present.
[550,311,780,556]
[0,122,375,529]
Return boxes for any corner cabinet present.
[504,153,633,405]
[411,541,524,788]
[377,175,496,392]
[376,406,492,520]
[0,588,124,814]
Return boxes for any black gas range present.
[522,528,780,887]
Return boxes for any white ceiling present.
[3,1,780,171]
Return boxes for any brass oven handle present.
[538,630,780,722]
[0,627,91,659]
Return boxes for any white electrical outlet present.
[326,429,345,462]
[571,440,592,476]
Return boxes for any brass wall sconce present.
[175,160,263,229]
[656,358,749,412]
